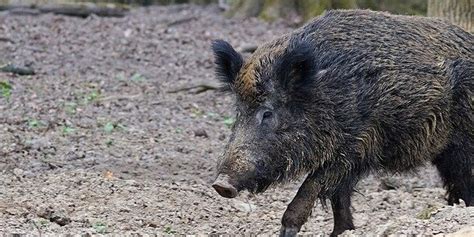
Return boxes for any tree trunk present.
[428,0,473,33]
[333,0,358,9]
[226,0,357,22]
[225,0,264,18]
[298,0,332,21]
[260,0,298,21]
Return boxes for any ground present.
[0,4,473,236]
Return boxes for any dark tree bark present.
[225,0,264,18]
[428,0,473,33]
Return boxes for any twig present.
[166,16,198,27]
[24,46,47,53]
[0,4,129,18]
[0,37,14,44]
[29,219,42,237]
[7,8,40,16]
[98,94,142,102]
[167,83,219,94]
[1,64,35,75]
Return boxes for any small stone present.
[446,226,474,237]
[147,222,158,228]
[13,168,24,177]
[218,134,226,141]
[24,138,51,150]
[233,200,257,213]
[400,199,414,209]
[37,207,71,226]
[379,176,401,190]
[194,129,208,138]
[375,221,396,235]
[5,207,22,215]
[119,208,131,213]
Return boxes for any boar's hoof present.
[212,174,238,198]
[279,226,299,237]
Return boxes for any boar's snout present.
[212,174,238,198]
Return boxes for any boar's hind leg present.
[433,138,473,206]
[330,190,354,237]
[280,175,321,237]
[435,59,474,206]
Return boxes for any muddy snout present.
[212,174,238,198]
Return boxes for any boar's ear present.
[212,40,243,91]
[277,42,317,97]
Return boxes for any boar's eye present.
[212,40,243,90]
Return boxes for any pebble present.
[233,199,257,213]
[194,128,208,138]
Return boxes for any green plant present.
[190,107,204,118]
[0,81,12,100]
[223,116,236,128]
[62,126,75,135]
[206,112,219,119]
[416,205,439,220]
[115,73,127,81]
[83,90,100,104]
[65,102,78,114]
[27,119,44,128]
[103,122,126,133]
[130,73,146,82]
[105,139,114,146]
[38,218,49,227]
[104,122,115,133]
[93,222,107,234]
[164,226,176,234]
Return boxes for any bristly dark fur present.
[211,39,243,92]
[212,9,473,236]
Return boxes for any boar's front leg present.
[280,174,321,237]
[330,190,354,236]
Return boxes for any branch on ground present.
[167,82,221,94]
[0,3,129,18]
[1,64,35,76]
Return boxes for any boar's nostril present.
[212,174,238,198]
[262,111,273,120]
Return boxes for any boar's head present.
[211,39,338,198]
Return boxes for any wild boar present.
[211,9,473,236]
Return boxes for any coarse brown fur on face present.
[234,35,291,102]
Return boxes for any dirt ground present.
[0,4,473,236]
